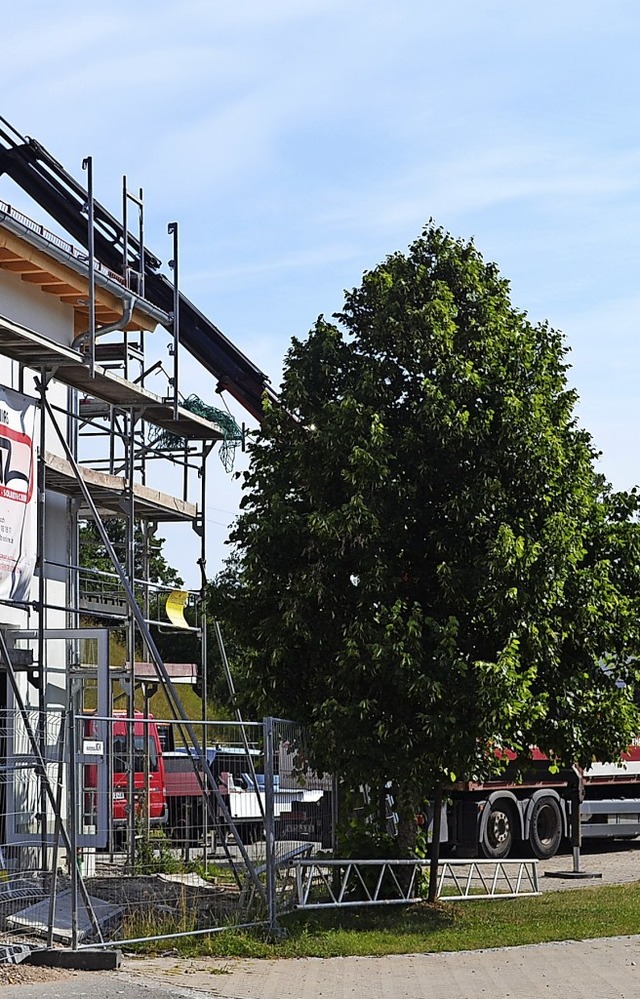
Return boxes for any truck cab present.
[84,711,167,832]
[110,712,167,828]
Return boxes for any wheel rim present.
[487,809,511,849]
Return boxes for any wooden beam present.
[20,272,58,285]
[0,260,43,273]
[59,294,88,304]
[41,282,84,296]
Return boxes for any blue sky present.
[3,1,640,584]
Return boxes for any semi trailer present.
[437,742,640,859]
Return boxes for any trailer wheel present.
[481,800,515,859]
[528,796,562,859]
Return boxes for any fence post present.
[67,707,79,951]
[263,716,278,936]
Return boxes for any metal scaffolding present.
[0,183,269,948]
[0,133,336,954]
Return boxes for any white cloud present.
[3,0,640,577]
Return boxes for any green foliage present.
[133,828,184,875]
[78,518,206,678]
[122,886,197,941]
[338,818,401,863]
[203,556,259,708]
[220,222,640,844]
[79,519,183,591]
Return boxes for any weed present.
[121,888,197,942]
[134,828,184,875]
[187,859,236,885]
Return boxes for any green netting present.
[148,394,243,472]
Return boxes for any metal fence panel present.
[11,711,510,950]
[289,858,540,908]
[66,715,333,948]
[0,708,543,955]
[0,713,276,951]
[264,718,334,925]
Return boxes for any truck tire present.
[528,796,562,859]
[481,800,515,859]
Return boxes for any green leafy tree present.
[79,519,183,591]
[222,223,640,864]
[79,519,184,645]
[203,557,250,706]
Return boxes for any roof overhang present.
[0,208,168,333]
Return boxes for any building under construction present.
[0,119,334,950]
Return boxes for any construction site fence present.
[0,711,335,952]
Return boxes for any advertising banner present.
[0,386,37,602]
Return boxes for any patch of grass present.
[164,881,640,959]
[188,860,239,886]
[122,892,197,942]
[130,684,231,727]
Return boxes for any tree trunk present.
[395,793,418,857]
[428,785,443,903]
[393,786,419,896]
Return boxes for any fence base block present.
[27,948,122,971]
[545,870,602,880]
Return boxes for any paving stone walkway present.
[121,936,640,999]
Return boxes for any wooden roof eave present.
[0,224,162,333]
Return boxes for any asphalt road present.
[0,976,177,999]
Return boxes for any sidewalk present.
[122,935,640,999]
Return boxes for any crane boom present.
[0,119,275,422]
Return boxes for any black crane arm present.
[0,120,275,422]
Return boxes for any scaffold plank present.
[0,314,225,440]
[44,451,197,522]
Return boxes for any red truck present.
[81,715,331,850]
[84,711,168,833]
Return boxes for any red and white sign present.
[0,386,37,602]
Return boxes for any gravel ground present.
[0,964,79,987]
[538,839,640,889]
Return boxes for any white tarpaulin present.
[0,386,37,602]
